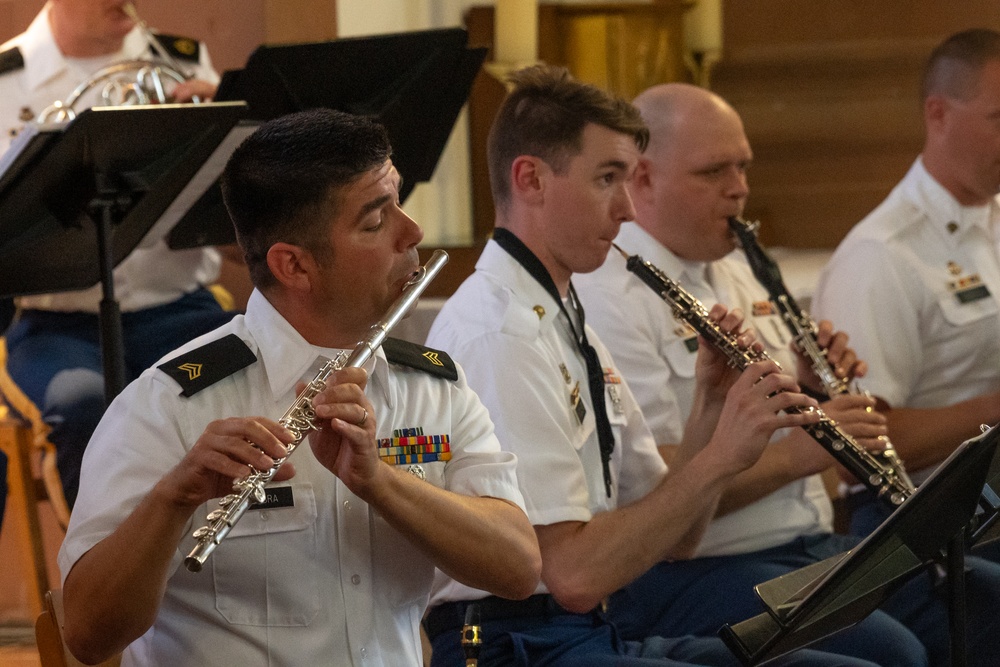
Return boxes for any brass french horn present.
[35,2,199,123]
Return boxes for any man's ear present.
[924,94,948,132]
[266,242,315,293]
[629,157,654,204]
[633,157,652,189]
[510,155,547,206]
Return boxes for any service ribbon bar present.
[378,432,451,465]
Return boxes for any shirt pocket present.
[212,483,321,626]
[662,334,698,380]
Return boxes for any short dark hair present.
[487,65,648,214]
[923,28,1000,102]
[221,108,392,289]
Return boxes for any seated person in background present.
[0,0,235,509]
[57,109,541,666]
[425,64,888,667]
[813,28,1000,537]
[576,81,1000,667]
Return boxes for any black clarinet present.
[728,217,915,494]
[461,603,482,667]
[615,244,912,508]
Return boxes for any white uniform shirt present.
[59,289,525,667]
[0,3,220,313]
[427,240,667,606]
[813,158,1000,479]
[576,222,832,557]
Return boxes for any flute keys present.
[207,509,228,522]
[219,494,240,507]
[192,526,215,540]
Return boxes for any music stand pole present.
[90,173,128,403]
[948,531,968,667]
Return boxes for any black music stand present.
[720,424,1000,666]
[0,102,247,401]
[167,28,486,250]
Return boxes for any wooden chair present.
[36,589,121,667]
[0,338,71,617]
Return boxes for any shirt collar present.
[477,238,563,324]
[244,289,388,401]
[615,221,710,285]
[904,156,1000,243]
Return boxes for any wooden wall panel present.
[714,0,1000,248]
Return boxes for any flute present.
[184,250,449,572]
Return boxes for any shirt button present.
[360,647,367,656]
[351,574,361,585]
[260,511,269,521]
[343,500,351,510]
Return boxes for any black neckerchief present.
[492,228,615,497]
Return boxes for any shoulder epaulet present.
[0,47,24,76]
[158,334,257,397]
[149,33,201,63]
[382,337,458,381]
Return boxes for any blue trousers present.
[427,605,882,667]
[4,288,236,508]
[610,533,1000,667]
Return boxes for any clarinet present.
[462,603,483,667]
[184,250,449,572]
[614,244,912,508]
[728,217,916,494]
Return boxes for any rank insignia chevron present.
[178,363,202,381]
[422,351,444,367]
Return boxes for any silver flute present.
[184,249,449,572]
[615,245,913,508]
[728,217,915,493]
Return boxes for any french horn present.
[35,2,198,123]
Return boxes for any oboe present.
[728,217,915,493]
[614,244,912,508]
[184,250,449,572]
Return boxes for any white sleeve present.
[812,238,922,407]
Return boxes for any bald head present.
[627,84,751,262]
[633,84,742,160]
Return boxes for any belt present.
[424,594,588,641]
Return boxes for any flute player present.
[57,109,540,666]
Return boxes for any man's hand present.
[172,78,216,103]
[695,304,763,403]
[819,392,891,484]
[307,367,384,497]
[710,360,821,472]
[795,320,867,393]
[154,417,296,510]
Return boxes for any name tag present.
[248,485,294,511]
[955,284,991,304]
[673,323,699,353]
